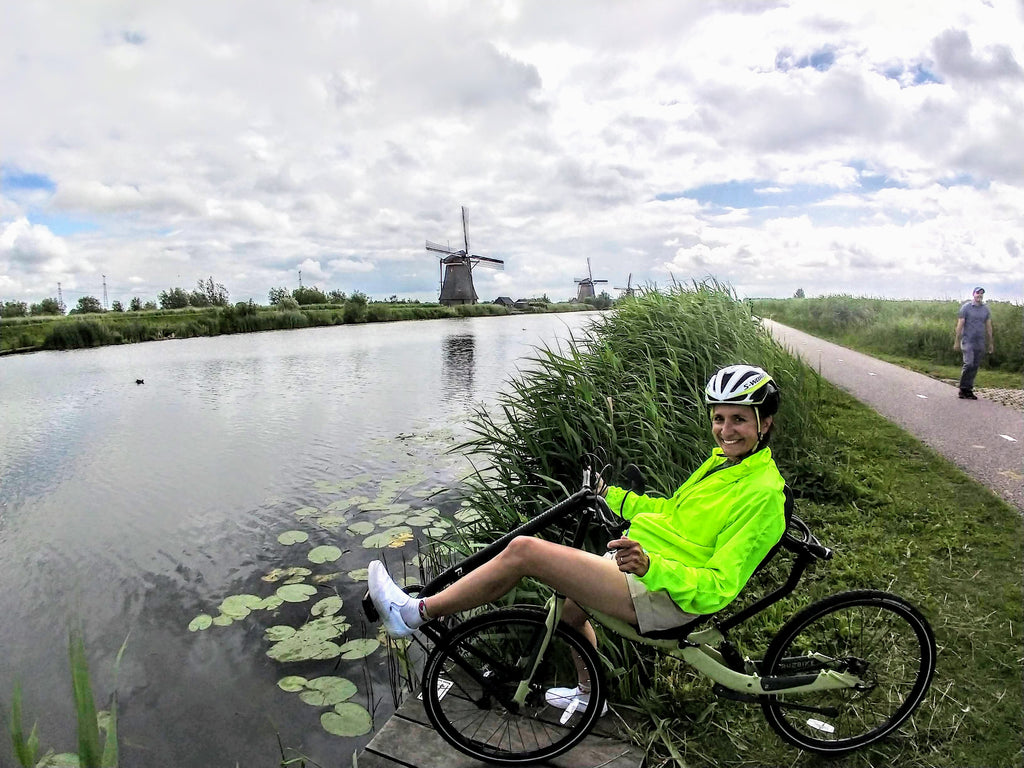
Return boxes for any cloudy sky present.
[2,0,1022,310]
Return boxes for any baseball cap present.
[973,287,985,294]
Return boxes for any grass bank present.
[0,300,591,354]
[444,284,1022,768]
[750,296,1023,389]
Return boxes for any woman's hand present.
[608,537,650,576]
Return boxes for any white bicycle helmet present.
[704,364,780,446]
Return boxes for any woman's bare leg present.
[561,597,598,691]
[422,536,636,625]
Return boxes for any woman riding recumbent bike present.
[364,366,936,765]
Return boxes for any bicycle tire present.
[421,606,606,765]
[760,589,936,754]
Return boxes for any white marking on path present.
[916,394,928,399]
[868,372,877,376]
[999,434,1018,442]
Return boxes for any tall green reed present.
[457,280,863,529]
[7,630,126,768]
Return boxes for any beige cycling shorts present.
[603,551,701,634]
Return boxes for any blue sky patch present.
[911,64,942,85]
[31,213,99,236]
[881,62,944,87]
[776,46,836,73]
[2,167,56,193]
[660,172,905,210]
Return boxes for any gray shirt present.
[958,302,991,346]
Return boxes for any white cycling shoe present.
[367,560,414,638]
[544,686,609,717]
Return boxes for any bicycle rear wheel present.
[421,606,605,765]
[760,590,936,754]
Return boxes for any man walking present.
[954,287,994,400]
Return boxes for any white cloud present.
[1,0,1021,305]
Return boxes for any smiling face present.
[711,404,772,461]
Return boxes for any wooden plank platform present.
[356,693,644,768]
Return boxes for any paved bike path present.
[763,320,1023,512]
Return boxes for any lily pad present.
[212,614,234,627]
[294,506,319,518]
[308,545,343,564]
[188,614,213,632]
[312,572,341,584]
[263,566,313,583]
[267,637,342,662]
[424,527,448,538]
[347,521,375,536]
[220,594,263,619]
[276,584,318,603]
[315,515,348,529]
[454,508,483,523]
[284,574,308,584]
[348,568,369,582]
[374,513,408,527]
[362,526,414,549]
[265,625,297,642]
[254,595,284,611]
[277,675,307,692]
[311,595,344,617]
[405,515,435,527]
[278,530,309,545]
[298,676,357,706]
[38,753,81,767]
[321,703,372,737]
[339,638,380,660]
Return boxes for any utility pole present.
[102,275,108,310]
[298,270,303,289]
[57,282,65,314]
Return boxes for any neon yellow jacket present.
[604,447,786,615]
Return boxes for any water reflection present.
[442,332,475,401]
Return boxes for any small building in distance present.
[494,296,515,307]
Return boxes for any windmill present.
[615,273,637,298]
[425,207,504,306]
[573,258,608,302]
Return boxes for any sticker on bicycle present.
[559,697,580,725]
[418,677,454,702]
[806,718,836,734]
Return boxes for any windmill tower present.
[425,207,505,306]
[615,273,637,297]
[574,258,608,301]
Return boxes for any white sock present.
[399,598,427,629]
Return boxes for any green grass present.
[444,284,1022,767]
[751,296,1023,381]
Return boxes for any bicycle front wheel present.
[760,590,936,754]
[421,606,605,765]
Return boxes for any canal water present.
[0,311,599,767]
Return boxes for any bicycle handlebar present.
[782,515,833,560]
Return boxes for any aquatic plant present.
[184,429,467,744]
[8,630,127,768]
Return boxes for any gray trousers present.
[959,344,986,391]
